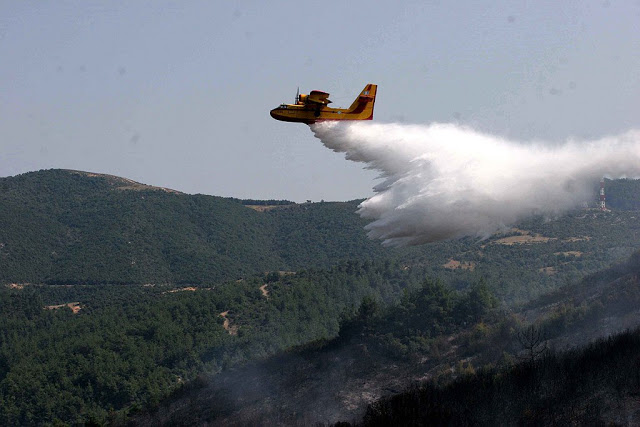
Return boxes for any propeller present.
[295,87,299,104]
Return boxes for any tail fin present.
[347,84,377,120]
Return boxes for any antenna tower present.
[599,178,606,211]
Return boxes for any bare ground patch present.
[563,236,591,242]
[219,311,238,336]
[494,234,555,245]
[443,259,476,271]
[539,267,557,275]
[259,284,269,298]
[162,286,213,295]
[245,205,295,212]
[164,287,198,294]
[45,302,81,314]
[66,170,181,193]
[489,228,555,245]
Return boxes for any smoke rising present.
[311,122,640,246]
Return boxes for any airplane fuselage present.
[270,104,370,124]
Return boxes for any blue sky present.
[1,1,639,201]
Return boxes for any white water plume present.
[311,122,640,246]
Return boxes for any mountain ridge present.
[0,169,393,285]
[2,169,640,303]
[61,169,184,194]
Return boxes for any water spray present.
[311,122,640,246]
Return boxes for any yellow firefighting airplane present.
[270,84,377,124]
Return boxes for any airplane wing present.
[307,90,332,105]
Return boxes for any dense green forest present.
[2,170,640,301]
[0,170,402,284]
[2,169,640,424]
[605,178,640,210]
[131,277,498,426]
[133,249,640,425]
[0,259,430,425]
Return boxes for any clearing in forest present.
[45,302,81,314]
[443,259,476,271]
[219,311,238,336]
[259,284,269,298]
[493,229,555,245]
[538,266,557,275]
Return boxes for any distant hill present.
[0,169,393,284]
[1,169,640,299]
[605,178,640,210]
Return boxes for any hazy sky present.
[2,1,639,201]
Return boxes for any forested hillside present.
[358,249,640,426]
[0,170,396,284]
[2,170,640,301]
[605,178,640,210]
[133,249,640,425]
[362,328,640,426]
[2,169,640,425]
[0,259,432,425]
